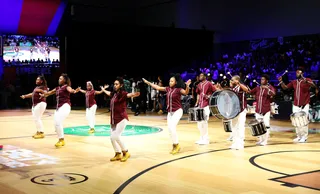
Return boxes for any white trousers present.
[110,119,128,153]
[54,103,71,139]
[197,106,210,140]
[86,104,97,129]
[231,109,247,146]
[167,108,183,144]
[255,111,271,143]
[32,102,47,132]
[292,104,309,139]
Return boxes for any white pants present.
[32,102,47,132]
[197,106,210,140]
[292,104,309,139]
[110,119,128,153]
[167,108,183,144]
[86,104,97,129]
[231,109,247,146]
[54,103,71,139]
[255,111,271,143]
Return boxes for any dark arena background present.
[0,0,319,193]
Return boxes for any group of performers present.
[20,68,318,162]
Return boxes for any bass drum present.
[209,90,241,120]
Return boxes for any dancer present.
[78,81,108,133]
[278,68,317,142]
[20,75,48,139]
[194,72,218,145]
[143,74,191,155]
[248,74,276,146]
[100,77,140,162]
[229,75,249,150]
[41,73,80,147]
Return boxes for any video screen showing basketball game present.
[2,34,59,63]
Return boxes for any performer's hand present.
[278,76,282,82]
[185,79,191,86]
[100,86,106,90]
[75,87,81,93]
[142,78,148,84]
[39,93,44,99]
[261,85,269,89]
[103,84,109,89]
[20,95,25,99]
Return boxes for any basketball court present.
[0,108,319,194]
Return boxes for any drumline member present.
[143,74,191,155]
[278,68,317,143]
[100,77,140,162]
[194,72,218,145]
[41,74,80,148]
[229,75,249,150]
[20,75,48,139]
[248,74,276,146]
[78,81,108,133]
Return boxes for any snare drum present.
[188,107,206,122]
[222,119,232,132]
[248,119,267,136]
[290,111,309,127]
[209,90,241,120]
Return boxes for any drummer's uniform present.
[249,85,276,145]
[285,78,312,142]
[195,80,216,144]
[230,85,247,150]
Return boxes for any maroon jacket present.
[110,90,128,125]
[56,85,71,109]
[286,78,312,106]
[86,90,96,108]
[165,87,183,112]
[232,85,247,112]
[249,85,276,114]
[196,80,216,108]
[32,86,47,107]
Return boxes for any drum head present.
[209,90,241,119]
[291,111,306,117]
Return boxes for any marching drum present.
[290,111,309,127]
[248,119,267,136]
[188,107,206,122]
[247,105,256,115]
[270,102,279,115]
[209,90,241,120]
[222,119,232,132]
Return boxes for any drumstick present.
[243,75,249,83]
[253,79,260,86]
[227,72,233,77]
[277,70,288,86]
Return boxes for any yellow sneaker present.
[120,151,131,162]
[110,152,122,161]
[55,139,65,148]
[33,132,45,139]
[170,144,181,155]
[88,128,95,133]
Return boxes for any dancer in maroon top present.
[143,74,191,155]
[194,73,218,145]
[79,81,108,133]
[100,77,140,162]
[249,74,276,146]
[229,75,249,150]
[278,68,318,142]
[20,75,48,139]
[41,74,80,148]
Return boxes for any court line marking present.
[113,142,320,194]
[249,150,320,176]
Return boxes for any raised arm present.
[20,93,33,99]
[305,78,317,88]
[180,79,191,95]
[239,83,249,93]
[278,76,292,90]
[100,86,111,96]
[67,86,80,94]
[142,78,166,92]
[95,84,109,95]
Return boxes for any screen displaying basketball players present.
[2,35,59,63]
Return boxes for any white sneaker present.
[198,139,209,145]
[293,137,301,143]
[227,135,233,141]
[195,138,202,144]
[298,137,307,143]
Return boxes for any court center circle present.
[64,125,163,136]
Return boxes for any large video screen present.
[2,34,59,63]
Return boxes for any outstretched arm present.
[79,89,86,94]
[239,83,249,93]
[42,88,56,98]
[95,84,109,95]
[142,78,166,92]
[127,92,140,98]
[20,93,33,99]
[67,86,80,94]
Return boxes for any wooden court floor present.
[0,108,319,194]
